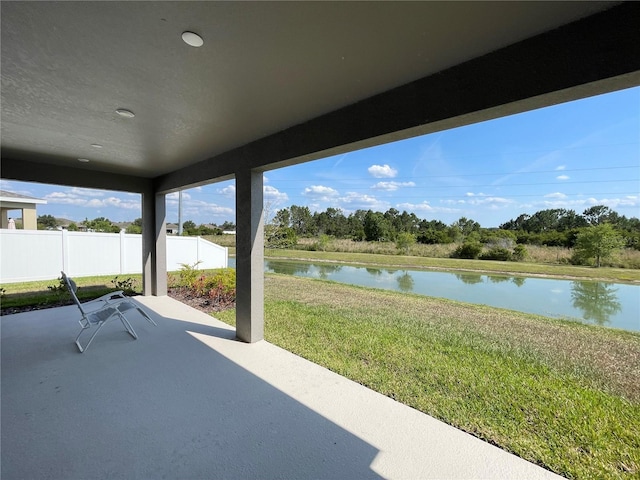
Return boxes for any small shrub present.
[512,244,528,261]
[47,276,68,295]
[312,234,331,252]
[111,276,136,295]
[182,268,236,309]
[451,242,482,259]
[396,232,416,255]
[480,247,513,261]
[179,261,203,288]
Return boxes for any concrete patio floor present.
[1,296,562,479]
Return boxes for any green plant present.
[512,244,528,261]
[311,234,331,252]
[479,247,512,261]
[111,276,136,295]
[395,232,416,255]
[47,276,68,295]
[451,242,482,259]
[178,261,203,288]
[573,224,625,267]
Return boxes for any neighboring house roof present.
[0,190,47,206]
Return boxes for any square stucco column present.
[235,169,264,343]
[142,191,167,296]
[22,207,37,230]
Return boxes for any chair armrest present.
[89,291,126,304]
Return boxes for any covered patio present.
[2,298,560,479]
[1,2,638,478]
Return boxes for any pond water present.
[228,258,640,332]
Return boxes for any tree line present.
[269,204,639,250]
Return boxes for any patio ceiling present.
[2,1,638,193]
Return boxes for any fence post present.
[61,229,70,274]
[120,230,126,274]
[197,236,201,267]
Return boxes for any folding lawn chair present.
[61,271,157,353]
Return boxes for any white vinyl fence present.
[0,229,228,283]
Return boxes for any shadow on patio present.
[2,296,560,479]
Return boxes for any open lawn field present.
[217,275,640,479]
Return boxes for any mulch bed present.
[167,287,235,314]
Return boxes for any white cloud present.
[555,165,566,171]
[544,192,567,199]
[45,190,139,210]
[166,191,192,202]
[371,181,415,191]
[468,196,513,207]
[339,192,389,211]
[368,164,397,178]
[69,187,105,197]
[397,201,459,214]
[217,185,236,197]
[556,175,570,180]
[263,185,288,203]
[449,196,513,209]
[534,195,639,210]
[180,198,234,219]
[303,185,339,201]
[263,175,269,184]
[102,196,139,209]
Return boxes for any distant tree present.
[67,222,79,232]
[573,224,625,267]
[451,217,480,240]
[37,214,57,230]
[290,205,313,236]
[182,220,197,235]
[395,232,416,254]
[83,217,120,233]
[363,211,390,241]
[274,208,291,228]
[126,217,143,234]
[582,205,614,226]
[220,221,236,231]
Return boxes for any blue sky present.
[2,87,638,228]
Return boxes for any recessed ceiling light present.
[182,31,204,47]
[78,158,90,163]
[115,108,135,118]
[91,143,103,149]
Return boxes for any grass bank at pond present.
[216,275,640,479]
[264,248,640,283]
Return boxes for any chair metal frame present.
[61,271,157,353]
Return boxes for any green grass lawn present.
[217,274,640,479]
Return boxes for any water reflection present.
[455,273,484,285]
[396,271,414,292]
[266,261,310,276]
[317,264,343,279]
[366,267,383,276]
[512,277,526,287]
[570,281,622,326]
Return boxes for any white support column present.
[235,169,264,343]
[142,190,167,296]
